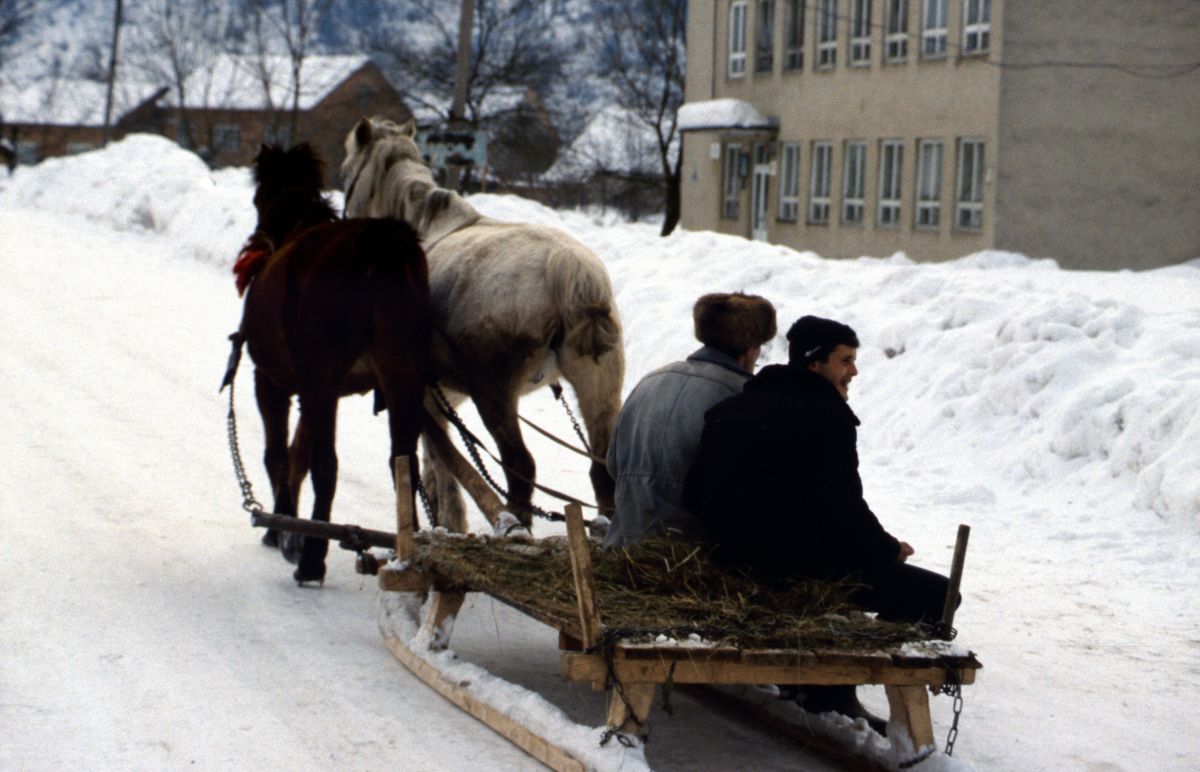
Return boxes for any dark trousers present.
[849,562,954,624]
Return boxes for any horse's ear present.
[353,118,373,149]
[398,119,417,138]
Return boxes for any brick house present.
[164,53,411,179]
[0,78,165,165]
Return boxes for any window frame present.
[921,0,948,59]
[849,0,873,66]
[841,141,867,224]
[915,138,943,229]
[784,0,805,70]
[962,0,991,55]
[723,143,743,220]
[729,1,749,78]
[877,139,904,228]
[213,123,241,153]
[808,140,833,224]
[777,142,801,222]
[955,138,985,231]
[816,0,838,70]
[885,0,909,62]
[755,0,776,74]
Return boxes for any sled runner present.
[373,457,980,771]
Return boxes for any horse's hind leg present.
[379,378,424,524]
[473,392,535,527]
[254,370,295,547]
[286,422,311,517]
[294,394,337,585]
[557,347,625,516]
[421,392,468,532]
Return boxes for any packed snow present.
[2,135,1198,771]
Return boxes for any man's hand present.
[897,542,915,562]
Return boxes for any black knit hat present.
[693,293,777,356]
[786,315,860,364]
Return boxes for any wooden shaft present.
[941,524,971,627]
[564,503,602,649]
[250,511,394,550]
[420,408,506,527]
[394,455,415,562]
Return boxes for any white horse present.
[341,117,625,531]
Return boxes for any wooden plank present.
[942,524,971,628]
[380,632,587,772]
[393,455,415,562]
[561,652,974,688]
[377,567,431,593]
[564,503,602,649]
[606,682,656,736]
[885,684,935,750]
[420,409,505,529]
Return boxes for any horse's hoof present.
[293,564,325,586]
[261,528,280,548]
[280,532,303,565]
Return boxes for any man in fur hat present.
[685,315,952,733]
[603,292,776,549]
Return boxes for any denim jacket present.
[603,346,752,548]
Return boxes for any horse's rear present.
[241,217,430,583]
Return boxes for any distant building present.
[164,53,411,176]
[0,78,165,164]
[680,0,1200,269]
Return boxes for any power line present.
[750,0,1200,80]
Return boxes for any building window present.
[778,142,801,221]
[850,0,872,66]
[915,138,943,228]
[886,0,909,62]
[878,139,903,227]
[842,141,866,224]
[817,0,837,69]
[921,0,948,58]
[66,142,94,155]
[213,124,241,153]
[784,0,805,70]
[729,1,749,77]
[962,0,990,54]
[809,141,832,224]
[956,138,984,230]
[755,0,775,73]
[265,125,291,148]
[16,140,38,164]
[723,144,742,219]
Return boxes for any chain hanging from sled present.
[222,334,265,515]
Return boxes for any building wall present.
[1,123,107,162]
[996,0,1200,269]
[684,0,1004,261]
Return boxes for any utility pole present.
[446,0,474,191]
[102,0,124,145]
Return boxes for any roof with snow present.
[544,104,672,182]
[677,98,776,132]
[168,54,374,111]
[0,78,164,126]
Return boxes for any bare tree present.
[597,0,686,236]
[125,0,234,149]
[240,0,332,141]
[0,0,36,73]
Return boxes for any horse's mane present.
[254,142,325,196]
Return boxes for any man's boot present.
[796,685,888,737]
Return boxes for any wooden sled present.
[375,457,981,770]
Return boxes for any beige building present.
[680,0,1200,269]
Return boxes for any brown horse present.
[235,143,431,584]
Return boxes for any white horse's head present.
[341,116,479,240]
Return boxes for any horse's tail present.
[546,242,624,363]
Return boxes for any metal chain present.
[226,378,265,514]
[554,386,593,453]
[940,678,964,756]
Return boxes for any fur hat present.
[693,293,777,355]
[786,315,860,364]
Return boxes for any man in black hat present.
[604,292,776,548]
[685,315,951,732]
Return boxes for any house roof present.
[167,54,374,111]
[544,104,673,181]
[0,78,164,127]
[677,98,776,132]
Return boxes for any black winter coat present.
[684,364,901,584]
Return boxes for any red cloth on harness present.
[233,247,270,297]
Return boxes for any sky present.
[1,135,1198,771]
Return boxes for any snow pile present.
[677,98,776,131]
